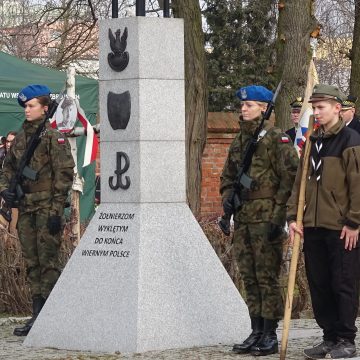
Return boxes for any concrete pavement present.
[1,317,358,360]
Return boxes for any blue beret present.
[235,85,273,103]
[18,84,51,107]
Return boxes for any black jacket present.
[347,115,360,134]
[285,127,296,143]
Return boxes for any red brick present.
[200,113,239,217]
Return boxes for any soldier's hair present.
[327,99,343,111]
[6,131,17,138]
[36,95,51,107]
[256,101,268,109]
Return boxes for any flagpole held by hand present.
[280,115,314,360]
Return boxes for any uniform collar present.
[23,117,45,133]
[239,116,270,135]
[311,118,345,140]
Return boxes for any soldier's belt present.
[22,181,52,193]
[240,188,276,200]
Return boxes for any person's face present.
[340,107,355,124]
[5,134,15,151]
[291,108,301,125]
[312,100,341,128]
[24,98,48,122]
[241,101,266,121]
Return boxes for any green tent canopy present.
[0,51,99,222]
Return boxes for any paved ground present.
[1,317,360,360]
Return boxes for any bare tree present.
[275,0,318,131]
[172,0,208,216]
[350,0,360,111]
[0,0,133,76]
[314,0,353,93]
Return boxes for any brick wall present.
[200,113,239,218]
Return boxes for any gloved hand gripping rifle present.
[218,82,282,236]
[0,92,65,222]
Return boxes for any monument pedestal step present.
[25,203,249,353]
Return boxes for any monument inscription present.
[81,211,136,258]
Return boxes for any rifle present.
[0,91,65,222]
[218,82,282,236]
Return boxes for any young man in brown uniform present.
[288,84,360,359]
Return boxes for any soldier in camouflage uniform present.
[220,85,299,356]
[0,85,74,336]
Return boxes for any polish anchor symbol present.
[109,152,131,190]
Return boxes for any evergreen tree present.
[242,0,277,87]
[203,1,243,111]
[203,0,277,112]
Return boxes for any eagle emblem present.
[108,27,129,72]
[240,88,247,100]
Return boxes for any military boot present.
[232,316,263,354]
[13,295,46,336]
[250,318,278,356]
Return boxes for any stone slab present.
[99,18,184,81]
[25,203,250,354]
[99,78,185,142]
[101,141,186,203]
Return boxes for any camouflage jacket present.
[220,117,299,225]
[0,118,74,215]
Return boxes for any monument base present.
[24,203,250,353]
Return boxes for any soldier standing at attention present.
[0,85,74,336]
[341,95,360,134]
[286,97,303,143]
[220,85,299,356]
[288,84,360,359]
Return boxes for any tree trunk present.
[350,0,360,113]
[275,0,317,131]
[172,0,208,216]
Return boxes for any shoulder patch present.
[57,138,66,145]
[279,134,290,143]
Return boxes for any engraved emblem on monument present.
[107,91,131,130]
[109,151,131,190]
[108,27,129,72]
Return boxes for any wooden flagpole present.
[66,65,82,246]
[280,115,314,360]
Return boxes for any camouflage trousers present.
[17,209,62,298]
[233,222,283,319]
